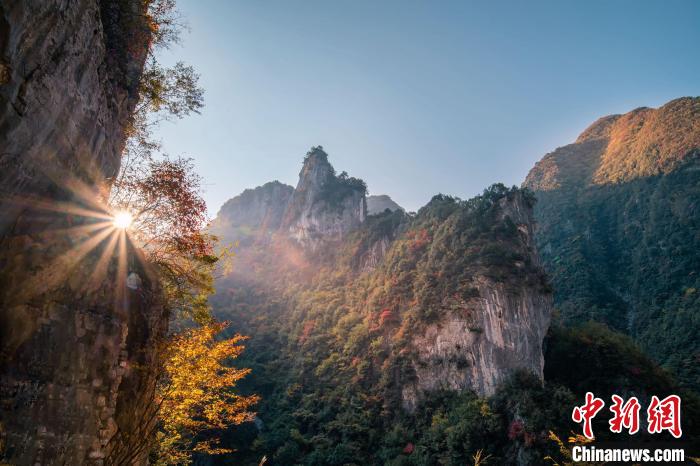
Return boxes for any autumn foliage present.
[155,322,259,464]
[110,156,219,323]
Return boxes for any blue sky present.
[154,0,700,214]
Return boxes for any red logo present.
[609,395,641,435]
[572,392,606,439]
[572,393,682,439]
[647,395,682,438]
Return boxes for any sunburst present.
[3,171,149,312]
[112,211,134,230]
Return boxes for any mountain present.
[524,96,700,388]
[367,194,404,215]
[280,146,367,248]
[211,181,294,244]
[213,147,700,463]
[210,149,561,464]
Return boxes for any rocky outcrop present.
[403,279,551,409]
[279,147,367,248]
[211,181,293,244]
[214,147,368,251]
[402,191,552,409]
[351,209,406,272]
[367,194,403,215]
[0,2,162,464]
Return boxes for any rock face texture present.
[366,194,403,215]
[402,192,552,409]
[280,147,367,248]
[211,181,294,244]
[0,2,163,465]
[523,97,700,387]
[0,0,149,233]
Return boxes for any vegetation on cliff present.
[209,183,563,464]
[106,1,258,463]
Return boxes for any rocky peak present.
[212,181,293,244]
[280,146,367,248]
[297,146,336,191]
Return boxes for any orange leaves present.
[157,322,259,462]
[298,320,316,345]
[379,308,396,327]
[405,228,431,253]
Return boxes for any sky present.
[153,0,700,214]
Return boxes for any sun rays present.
[3,177,148,311]
[112,211,134,230]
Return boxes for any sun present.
[112,211,133,229]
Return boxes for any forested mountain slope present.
[524,97,700,388]
[210,149,560,464]
[211,146,699,464]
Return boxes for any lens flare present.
[112,211,133,229]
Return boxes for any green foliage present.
[208,185,565,464]
[318,170,368,211]
[533,158,700,387]
[544,322,700,451]
[208,178,699,464]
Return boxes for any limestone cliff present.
[0,2,163,464]
[401,191,552,409]
[211,181,293,245]
[280,147,367,248]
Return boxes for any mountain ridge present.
[525,96,700,191]
[524,96,700,388]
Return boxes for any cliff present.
[402,191,551,408]
[0,2,163,464]
[524,96,700,387]
[280,146,367,248]
[211,181,293,245]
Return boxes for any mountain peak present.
[525,96,700,191]
[367,194,404,215]
[211,180,294,244]
[304,145,331,164]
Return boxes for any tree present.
[107,2,255,464]
[109,0,210,322]
[109,156,220,323]
[154,322,259,465]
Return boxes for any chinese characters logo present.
[572,392,681,439]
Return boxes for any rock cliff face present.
[280,147,366,248]
[0,2,163,464]
[211,181,293,244]
[402,192,552,409]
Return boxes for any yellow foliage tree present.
[154,322,259,465]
